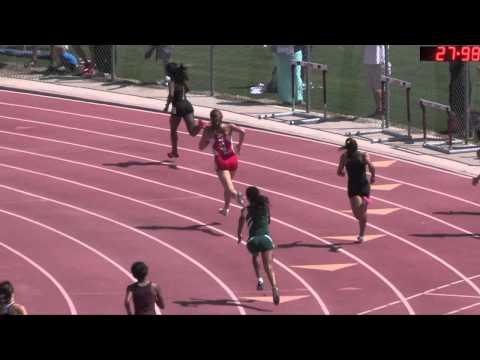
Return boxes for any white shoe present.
[218,208,230,216]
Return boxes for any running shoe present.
[167,152,179,159]
[256,279,264,291]
[218,207,230,216]
[273,287,280,306]
[356,236,364,244]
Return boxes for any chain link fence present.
[0,44,478,145]
[0,45,114,79]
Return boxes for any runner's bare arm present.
[154,284,165,310]
[10,303,27,315]
[124,287,133,315]
[230,124,246,154]
[364,152,376,184]
[237,208,247,244]
[163,82,175,112]
[337,153,346,177]
[198,128,211,150]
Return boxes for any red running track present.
[1,89,480,315]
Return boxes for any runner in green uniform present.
[237,186,280,305]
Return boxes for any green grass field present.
[115,45,480,134]
[1,45,479,134]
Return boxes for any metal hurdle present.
[420,98,480,154]
[345,75,413,143]
[258,60,328,125]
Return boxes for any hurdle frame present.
[345,75,413,144]
[420,98,480,154]
[258,60,328,125]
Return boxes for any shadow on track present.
[136,223,223,237]
[173,298,272,312]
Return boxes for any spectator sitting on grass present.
[48,45,80,73]
[72,45,96,76]
[24,45,40,68]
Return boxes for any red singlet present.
[212,131,238,172]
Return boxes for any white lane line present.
[0,111,477,209]
[0,119,475,302]
[0,239,77,315]
[0,208,161,315]
[0,94,472,179]
[359,274,480,314]
[425,293,480,299]
[0,182,246,315]
[445,302,480,315]
[0,162,328,314]
[0,141,414,314]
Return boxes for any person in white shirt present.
[363,45,389,118]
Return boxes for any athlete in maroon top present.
[125,262,165,315]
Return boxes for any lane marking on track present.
[0,238,77,315]
[445,302,480,315]
[9,132,475,313]
[0,208,160,315]
[290,263,357,272]
[341,208,401,216]
[372,160,397,168]
[0,183,246,315]
[360,274,480,314]
[0,90,473,179]
[0,146,411,314]
[324,235,385,242]
[241,295,310,304]
[0,144,417,314]
[0,165,329,315]
[371,184,402,191]
[425,293,480,299]
[1,111,478,209]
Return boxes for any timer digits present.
[421,46,480,62]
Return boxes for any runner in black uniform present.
[124,262,165,315]
[0,281,27,315]
[163,64,205,159]
[337,138,376,244]
[237,186,280,305]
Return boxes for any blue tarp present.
[0,47,79,65]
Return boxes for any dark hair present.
[246,186,270,219]
[165,62,178,78]
[131,262,149,282]
[340,137,358,157]
[171,64,188,84]
[0,281,14,303]
[210,109,223,132]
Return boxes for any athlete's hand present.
[237,234,242,244]
[473,177,479,186]
[338,170,345,177]
[235,144,242,155]
[370,176,376,184]
[163,106,169,112]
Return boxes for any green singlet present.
[246,206,275,255]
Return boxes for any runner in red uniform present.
[199,109,246,215]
